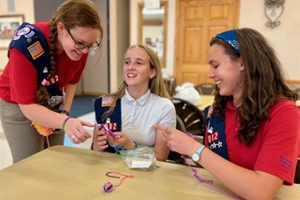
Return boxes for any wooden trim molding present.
[285,80,300,85]
[285,80,300,90]
[138,2,168,68]
[143,20,163,26]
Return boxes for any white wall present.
[130,0,176,76]
[109,0,118,93]
[82,0,109,95]
[0,0,35,70]
[109,0,129,93]
[130,0,300,81]
[239,0,300,80]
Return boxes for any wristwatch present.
[191,145,205,162]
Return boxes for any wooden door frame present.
[174,0,240,84]
[137,2,168,68]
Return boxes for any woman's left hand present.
[154,124,200,156]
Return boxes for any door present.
[175,0,240,85]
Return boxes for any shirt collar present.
[125,88,151,106]
[226,100,238,111]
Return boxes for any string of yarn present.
[103,171,134,193]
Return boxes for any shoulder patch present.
[102,96,115,107]
[17,27,31,36]
[27,41,44,60]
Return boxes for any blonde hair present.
[36,0,103,108]
[102,44,169,121]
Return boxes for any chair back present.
[163,76,177,96]
[171,97,206,140]
[293,88,300,100]
[194,83,215,95]
[176,115,186,132]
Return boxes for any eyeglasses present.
[67,29,99,51]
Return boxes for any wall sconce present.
[264,0,285,28]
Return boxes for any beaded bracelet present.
[61,117,71,131]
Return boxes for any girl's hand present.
[65,118,92,144]
[107,132,136,149]
[153,124,200,156]
[92,124,109,151]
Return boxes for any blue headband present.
[215,30,240,56]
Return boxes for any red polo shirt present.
[214,99,300,184]
[0,22,87,104]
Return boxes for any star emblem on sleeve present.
[209,141,223,149]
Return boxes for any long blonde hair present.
[36,0,103,108]
[102,44,169,121]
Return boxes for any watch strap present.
[196,145,205,156]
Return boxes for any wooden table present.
[198,95,214,110]
[0,146,299,200]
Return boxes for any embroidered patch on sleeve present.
[102,97,115,107]
[27,41,44,60]
[278,155,292,172]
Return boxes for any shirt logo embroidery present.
[207,131,223,149]
[278,156,292,171]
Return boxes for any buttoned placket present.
[128,101,138,127]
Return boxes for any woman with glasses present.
[92,44,176,161]
[0,0,103,163]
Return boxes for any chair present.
[163,76,177,96]
[176,115,186,132]
[293,88,300,100]
[194,83,215,95]
[171,97,206,142]
[167,113,204,167]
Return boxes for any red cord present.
[105,172,134,187]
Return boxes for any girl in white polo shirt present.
[92,44,176,161]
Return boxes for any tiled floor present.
[0,112,95,170]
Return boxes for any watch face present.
[192,153,200,162]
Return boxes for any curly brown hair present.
[210,28,297,146]
[36,0,103,108]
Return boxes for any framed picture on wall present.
[0,14,24,50]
